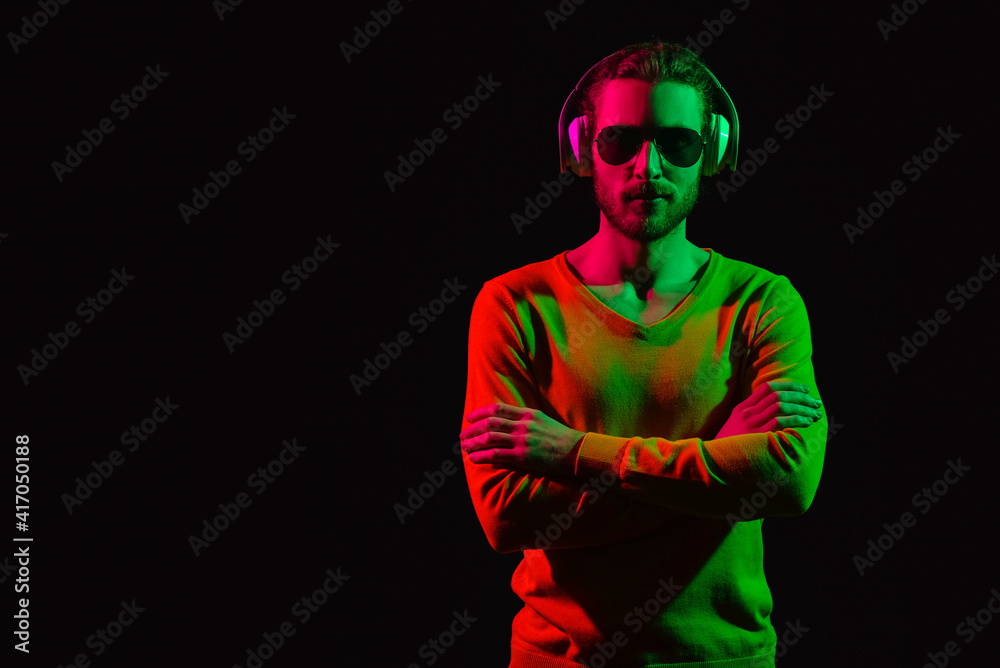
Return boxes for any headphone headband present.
[558,47,739,177]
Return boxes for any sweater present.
[460,247,826,667]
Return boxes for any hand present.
[460,403,586,476]
[715,381,822,440]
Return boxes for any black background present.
[4,0,998,666]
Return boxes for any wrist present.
[565,430,586,475]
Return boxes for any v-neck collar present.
[555,247,718,333]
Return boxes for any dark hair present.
[580,40,717,140]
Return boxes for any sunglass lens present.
[597,127,703,167]
[597,126,641,165]
[655,128,702,167]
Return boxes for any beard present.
[593,168,703,243]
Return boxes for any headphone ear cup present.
[567,115,593,177]
[714,113,731,175]
[702,112,722,177]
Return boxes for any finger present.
[771,415,816,430]
[761,401,822,421]
[744,381,804,409]
[469,447,503,464]
[773,390,822,408]
[460,416,514,441]
[461,418,517,445]
[464,402,526,425]
[764,381,811,395]
[468,445,521,466]
[753,395,820,421]
[463,402,507,425]
[750,383,814,413]
[461,430,514,454]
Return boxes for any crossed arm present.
[460,382,821,477]
[461,380,823,527]
[459,279,826,553]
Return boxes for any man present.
[459,40,826,667]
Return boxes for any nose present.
[633,137,664,181]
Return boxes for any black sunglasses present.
[595,126,705,168]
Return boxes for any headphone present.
[558,48,739,177]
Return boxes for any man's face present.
[591,79,704,243]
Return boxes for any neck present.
[571,215,699,289]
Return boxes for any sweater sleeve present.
[574,275,827,520]
[461,281,672,554]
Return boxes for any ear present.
[568,115,593,177]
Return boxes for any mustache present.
[626,185,673,199]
